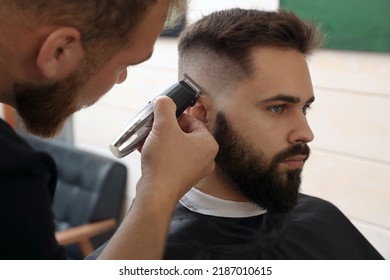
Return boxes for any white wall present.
[73,0,390,259]
[302,49,390,259]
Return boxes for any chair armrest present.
[55,218,117,246]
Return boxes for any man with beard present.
[162,9,383,259]
[0,0,218,259]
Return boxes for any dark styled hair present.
[178,9,324,83]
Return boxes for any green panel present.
[280,0,390,53]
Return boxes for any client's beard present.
[213,112,310,214]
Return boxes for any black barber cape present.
[0,119,65,259]
[163,189,383,260]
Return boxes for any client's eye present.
[269,105,286,114]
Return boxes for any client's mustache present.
[273,144,311,164]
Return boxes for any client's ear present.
[186,95,214,125]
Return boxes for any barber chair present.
[21,134,127,259]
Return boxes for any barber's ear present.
[36,27,83,80]
[186,95,214,124]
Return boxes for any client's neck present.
[194,172,249,202]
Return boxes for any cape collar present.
[180,187,267,218]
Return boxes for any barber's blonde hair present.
[165,0,187,28]
[2,0,187,53]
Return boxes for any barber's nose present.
[288,114,314,144]
[116,68,128,84]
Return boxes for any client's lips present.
[281,155,308,169]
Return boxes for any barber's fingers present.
[151,96,179,133]
[177,112,207,134]
[153,97,218,156]
[136,96,175,153]
[177,106,219,177]
[151,95,218,171]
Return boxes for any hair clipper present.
[109,74,202,158]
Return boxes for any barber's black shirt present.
[0,119,65,259]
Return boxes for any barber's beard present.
[213,112,311,214]
[13,64,91,138]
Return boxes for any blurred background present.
[1,0,389,259]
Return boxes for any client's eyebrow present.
[260,94,315,104]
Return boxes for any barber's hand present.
[136,96,218,208]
